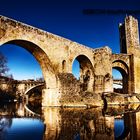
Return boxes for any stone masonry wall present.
[124,16,140,94]
[93,47,113,93]
[125,16,140,54]
[58,73,103,107]
[0,15,116,106]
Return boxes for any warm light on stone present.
[1,15,140,106]
[42,108,61,140]
[17,103,25,116]
[42,89,61,106]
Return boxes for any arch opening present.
[62,60,66,73]
[25,84,45,115]
[72,59,80,80]
[0,39,57,90]
[112,60,129,94]
[72,55,94,92]
[112,69,123,93]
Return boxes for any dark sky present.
[0,0,140,80]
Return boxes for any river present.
[0,102,139,140]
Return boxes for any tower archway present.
[112,60,129,94]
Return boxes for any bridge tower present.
[119,16,140,93]
[119,15,140,54]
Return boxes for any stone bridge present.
[0,79,44,96]
[1,15,140,106]
[24,83,45,105]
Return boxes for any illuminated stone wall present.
[119,16,140,93]
[93,47,113,93]
[1,15,140,106]
[0,15,114,106]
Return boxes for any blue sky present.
[0,0,140,80]
[0,44,42,80]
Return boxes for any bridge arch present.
[24,83,45,95]
[24,84,44,116]
[112,60,129,75]
[72,54,94,92]
[0,39,57,89]
[112,60,129,93]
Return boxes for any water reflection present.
[42,108,114,140]
[0,117,12,140]
[0,102,44,140]
[0,102,140,139]
[0,118,44,140]
[42,104,140,140]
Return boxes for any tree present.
[0,51,9,76]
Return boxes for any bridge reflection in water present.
[0,103,140,139]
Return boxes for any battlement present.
[125,15,138,21]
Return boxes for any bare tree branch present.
[0,52,9,76]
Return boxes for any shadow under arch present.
[24,104,41,117]
[112,60,129,94]
[115,126,130,140]
[24,83,45,95]
[0,39,57,89]
[72,54,94,92]
[24,84,45,116]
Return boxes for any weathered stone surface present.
[1,15,140,106]
[0,15,112,106]
[58,73,103,107]
[93,47,113,93]
[104,92,140,105]
[0,28,6,39]
[104,93,125,105]
[119,15,140,94]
